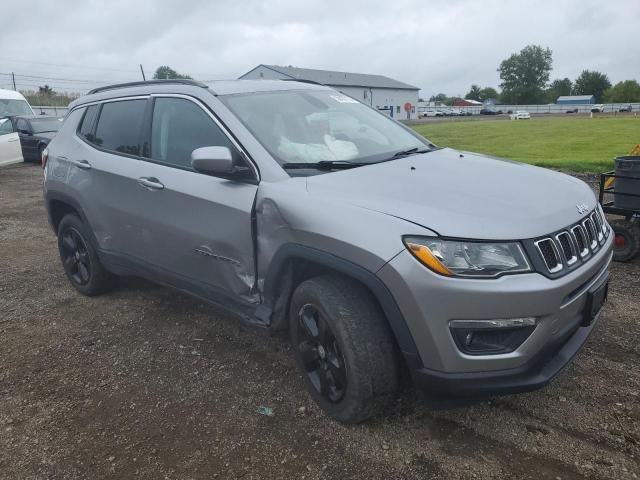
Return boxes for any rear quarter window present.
[92,99,147,155]
[78,105,99,140]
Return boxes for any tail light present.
[41,148,49,169]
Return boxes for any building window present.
[396,106,400,114]
[259,72,264,78]
[411,106,415,113]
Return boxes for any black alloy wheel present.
[60,227,92,286]
[297,303,347,403]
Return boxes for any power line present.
[0,72,127,84]
[0,56,136,73]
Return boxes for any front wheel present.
[289,275,399,423]
[611,219,640,262]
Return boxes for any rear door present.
[70,97,152,259]
[0,117,23,166]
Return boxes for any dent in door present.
[194,241,258,303]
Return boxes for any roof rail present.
[88,79,208,95]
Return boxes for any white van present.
[0,89,35,166]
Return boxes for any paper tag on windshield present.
[330,94,358,104]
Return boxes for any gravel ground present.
[1,163,638,479]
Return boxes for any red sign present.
[404,102,412,113]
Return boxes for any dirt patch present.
[1,164,639,479]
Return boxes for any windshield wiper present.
[282,160,367,170]
[387,147,432,160]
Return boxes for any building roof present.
[241,64,420,90]
[453,98,483,106]
[556,95,594,102]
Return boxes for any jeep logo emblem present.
[576,203,589,214]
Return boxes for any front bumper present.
[412,292,603,396]
[377,233,613,395]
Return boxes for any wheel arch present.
[46,192,93,240]
[260,244,422,369]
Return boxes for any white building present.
[239,64,420,120]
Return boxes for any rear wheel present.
[289,275,399,423]
[57,214,117,295]
[611,219,640,262]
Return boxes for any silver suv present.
[43,79,613,423]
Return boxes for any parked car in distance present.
[510,110,531,120]
[565,108,579,114]
[0,88,35,117]
[0,116,23,166]
[14,116,63,162]
[480,107,502,115]
[591,104,605,113]
[421,109,443,118]
[618,105,632,112]
[43,79,613,423]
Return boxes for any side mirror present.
[191,146,235,175]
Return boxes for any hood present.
[305,148,596,240]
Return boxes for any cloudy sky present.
[1,0,638,97]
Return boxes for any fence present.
[31,106,69,117]
[29,102,640,119]
[418,103,640,116]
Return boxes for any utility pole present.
[139,64,146,81]
[11,72,16,90]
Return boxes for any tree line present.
[427,45,640,106]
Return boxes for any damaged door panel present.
[126,158,259,303]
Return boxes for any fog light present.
[449,317,537,355]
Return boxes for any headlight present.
[404,237,532,278]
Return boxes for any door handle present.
[137,177,164,190]
[71,159,92,170]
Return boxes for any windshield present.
[30,117,62,133]
[0,99,34,116]
[221,90,431,169]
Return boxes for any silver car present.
[43,79,613,423]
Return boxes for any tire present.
[57,214,117,296]
[289,274,399,423]
[611,219,640,262]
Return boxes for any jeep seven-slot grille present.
[533,209,609,275]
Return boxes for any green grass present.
[411,116,640,172]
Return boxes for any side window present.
[93,99,146,155]
[16,118,30,133]
[78,105,99,141]
[150,97,234,169]
[0,118,14,136]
